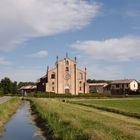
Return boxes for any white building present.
[108,79,139,94]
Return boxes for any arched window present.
[52,82,55,85]
[66,60,69,65]
[51,72,55,79]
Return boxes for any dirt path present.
[0,96,12,104]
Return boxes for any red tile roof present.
[111,79,136,84]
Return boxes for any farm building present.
[88,83,108,93]
[20,85,37,94]
[104,79,139,94]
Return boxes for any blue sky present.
[0,0,140,82]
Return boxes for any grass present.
[0,97,21,134]
[26,92,112,98]
[30,98,140,140]
[68,98,140,118]
[69,98,140,113]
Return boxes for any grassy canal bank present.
[0,97,21,134]
[30,98,140,140]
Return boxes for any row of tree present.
[87,79,112,83]
[0,77,35,95]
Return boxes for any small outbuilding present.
[20,85,37,95]
[88,83,108,93]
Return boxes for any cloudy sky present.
[0,0,140,82]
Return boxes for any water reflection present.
[0,101,43,140]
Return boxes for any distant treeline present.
[87,79,112,83]
[0,77,35,95]
[18,82,36,88]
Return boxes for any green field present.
[69,98,140,113]
[68,98,140,118]
[31,98,140,140]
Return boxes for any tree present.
[18,82,35,88]
[11,81,18,94]
[1,77,12,94]
[87,79,112,83]
[0,82,3,95]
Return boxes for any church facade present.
[37,55,88,95]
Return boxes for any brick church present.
[36,54,88,95]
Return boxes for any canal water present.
[0,101,44,140]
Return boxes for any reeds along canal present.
[0,101,44,140]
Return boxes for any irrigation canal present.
[0,101,44,140]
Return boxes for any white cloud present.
[72,36,140,61]
[0,66,45,82]
[76,56,124,80]
[86,63,140,81]
[0,0,100,52]
[87,64,123,80]
[0,57,11,65]
[30,50,48,58]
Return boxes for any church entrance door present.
[65,89,70,93]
